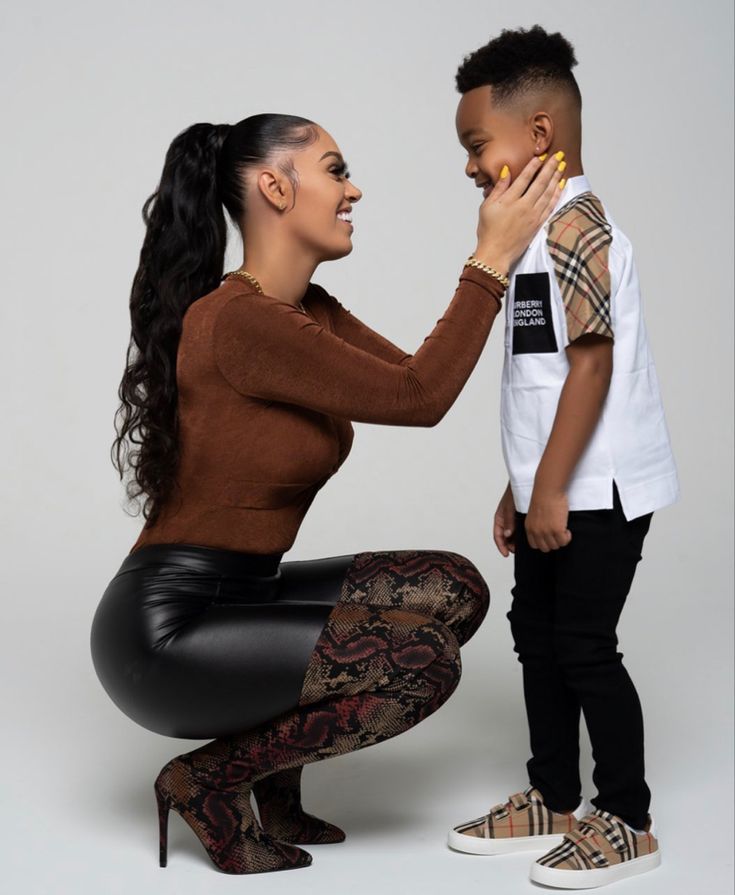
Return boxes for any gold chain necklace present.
[224,268,310,316]
[224,268,264,294]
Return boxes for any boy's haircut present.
[456,25,581,109]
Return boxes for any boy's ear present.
[530,112,554,155]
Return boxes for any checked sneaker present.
[448,788,588,855]
[530,809,661,888]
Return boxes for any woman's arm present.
[214,154,562,426]
[315,288,410,364]
[213,267,503,426]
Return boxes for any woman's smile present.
[337,208,354,229]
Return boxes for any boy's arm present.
[525,334,613,551]
[525,192,615,552]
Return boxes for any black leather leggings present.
[90,545,355,738]
[91,544,491,743]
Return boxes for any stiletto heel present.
[155,787,170,868]
[153,757,312,874]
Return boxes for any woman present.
[90,113,563,875]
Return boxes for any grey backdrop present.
[2,1,732,893]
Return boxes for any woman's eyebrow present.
[319,151,345,163]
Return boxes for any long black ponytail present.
[113,114,317,523]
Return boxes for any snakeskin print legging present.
[183,548,487,758]
[172,549,488,837]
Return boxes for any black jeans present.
[507,485,653,830]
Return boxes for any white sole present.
[448,828,565,855]
[529,850,662,888]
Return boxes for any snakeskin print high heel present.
[154,757,312,874]
[253,767,346,844]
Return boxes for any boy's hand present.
[525,489,572,552]
[493,482,517,557]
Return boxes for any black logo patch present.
[512,273,558,355]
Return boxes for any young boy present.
[448,26,678,889]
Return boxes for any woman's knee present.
[393,549,490,639]
[432,550,490,644]
[337,548,489,646]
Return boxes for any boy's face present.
[456,86,537,196]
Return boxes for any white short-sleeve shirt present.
[501,175,679,520]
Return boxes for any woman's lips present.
[337,210,354,230]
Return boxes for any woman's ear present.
[256,168,291,211]
[530,112,554,156]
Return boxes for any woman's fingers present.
[502,154,546,200]
[538,165,565,218]
[525,153,564,207]
[474,152,564,270]
[487,164,512,201]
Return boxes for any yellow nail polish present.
[554,150,565,161]
[558,160,567,173]
[538,153,548,162]
[500,164,510,179]
[558,178,567,190]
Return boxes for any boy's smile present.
[455,82,575,197]
[456,84,581,193]
[456,85,539,193]
[455,87,550,195]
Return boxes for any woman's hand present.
[474,154,565,275]
[493,482,517,557]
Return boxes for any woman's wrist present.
[472,245,512,278]
[464,255,510,289]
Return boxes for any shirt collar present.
[550,173,592,216]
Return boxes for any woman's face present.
[281,126,363,262]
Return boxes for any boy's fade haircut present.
[456,25,581,110]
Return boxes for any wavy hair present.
[112,114,318,523]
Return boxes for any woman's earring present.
[279,202,286,210]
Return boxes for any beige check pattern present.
[536,810,659,871]
[547,192,614,343]
[453,788,578,840]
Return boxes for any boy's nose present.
[465,157,478,179]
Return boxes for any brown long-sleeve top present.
[131,266,504,555]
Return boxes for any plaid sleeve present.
[547,193,614,343]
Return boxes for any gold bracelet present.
[464,256,510,289]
